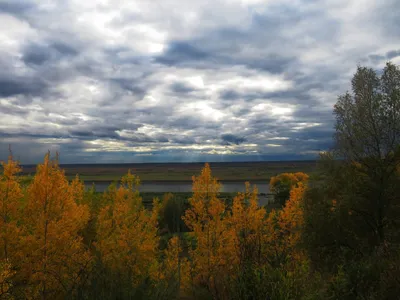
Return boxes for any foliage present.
[0,151,23,264]
[182,163,235,299]
[0,260,15,299]
[0,155,325,299]
[333,62,400,246]
[302,62,400,299]
[159,193,189,234]
[95,170,161,297]
[16,153,92,299]
[269,172,309,205]
[1,61,400,300]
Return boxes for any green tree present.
[333,61,400,245]
[303,62,400,299]
[159,193,188,234]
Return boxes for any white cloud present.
[0,0,398,162]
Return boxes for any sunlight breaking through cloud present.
[0,0,399,162]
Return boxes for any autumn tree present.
[277,182,307,263]
[182,163,234,299]
[17,153,92,299]
[0,151,23,264]
[95,170,160,298]
[269,172,309,205]
[0,259,15,299]
[149,236,188,300]
[230,183,265,267]
[228,182,267,299]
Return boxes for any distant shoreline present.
[19,161,317,181]
[20,160,317,167]
[81,179,270,183]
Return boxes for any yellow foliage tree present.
[152,236,181,282]
[150,235,189,299]
[278,182,307,263]
[0,152,23,263]
[269,172,309,205]
[18,153,92,299]
[230,182,266,269]
[0,259,15,299]
[96,170,160,287]
[264,181,307,267]
[182,163,234,299]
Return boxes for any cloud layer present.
[0,0,399,163]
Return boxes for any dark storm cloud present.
[109,78,148,98]
[170,136,197,145]
[0,78,48,97]
[22,44,51,65]
[22,42,79,66]
[169,82,197,94]
[67,122,144,141]
[0,0,399,163]
[219,88,314,104]
[155,35,295,74]
[0,103,30,116]
[51,42,79,56]
[245,56,295,74]
[221,134,246,145]
[152,4,330,73]
[0,1,35,15]
[0,131,63,139]
[167,116,220,130]
[68,128,121,140]
[155,41,211,66]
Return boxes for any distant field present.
[19,161,317,183]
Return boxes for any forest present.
[0,62,399,300]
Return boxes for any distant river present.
[85,181,270,194]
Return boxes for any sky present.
[0,0,399,164]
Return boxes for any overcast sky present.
[0,0,399,163]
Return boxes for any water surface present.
[85,181,269,193]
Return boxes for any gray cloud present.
[169,82,197,94]
[221,134,246,145]
[387,50,400,60]
[155,41,211,66]
[0,1,35,15]
[0,78,48,97]
[22,42,79,66]
[0,0,399,163]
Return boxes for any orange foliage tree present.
[18,153,92,299]
[95,170,160,288]
[0,151,23,263]
[0,259,15,299]
[269,172,309,205]
[149,235,189,299]
[182,163,235,299]
[264,181,307,268]
[230,182,266,269]
[277,182,307,262]
[227,182,270,298]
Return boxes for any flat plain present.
[19,160,317,183]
